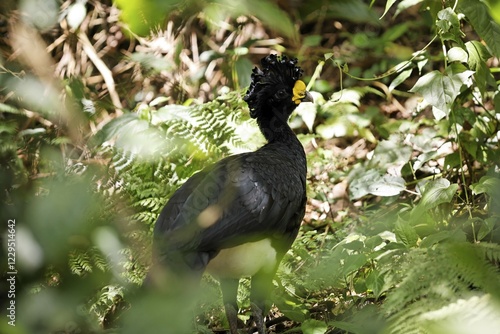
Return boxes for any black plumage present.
[148,54,312,334]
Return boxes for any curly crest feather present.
[243,54,304,118]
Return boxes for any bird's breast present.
[205,238,277,278]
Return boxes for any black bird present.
[148,54,312,334]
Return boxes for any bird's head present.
[243,54,313,121]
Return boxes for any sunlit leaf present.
[459,0,500,57]
[448,47,468,63]
[410,64,474,117]
[295,101,317,132]
[66,1,87,29]
[349,169,381,199]
[389,68,412,92]
[420,294,500,333]
[19,128,46,136]
[437,7,460,30]
[380,0,398,19]
[419,178,458,210]
[115,0,178,36]
[368,174,406,197]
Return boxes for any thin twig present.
[78,30,123,115]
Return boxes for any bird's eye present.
[275,89,287,100]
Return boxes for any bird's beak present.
[302,91,314,103]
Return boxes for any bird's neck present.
[257,114,298,144]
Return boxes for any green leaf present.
[295,101,317,132]
[436,7,462,43]
[410,64,474,117]
[485,0,500,24]
[234,57,253,90]
[389,68,413,92]
[366,269,387,298]
[466,41,492,68]
[327,0,381,24]
[0,102,21,114]
[281,309,307,322]
[368,174,406,197]
[448,47,468,63]
[459,132,479,159]
[437,7,460,30]
[349,169,382,199]
[470,176,500,196]
[342,253,368,276]
[370,136,412,170]
[471,176,500,215]
[115,0,178,36]
[19,128,46,136]
[380,0,398,19]
[410,71,447,115]
[420,229,466,248]
[381,23,409,42]
[459,0,500,57]
[445,243,500,298]
[343,240,365,251]
[303,35,322,47]
[225,0,297,39]
[395,219,419,247]
[364,235,384,250]
[465,41,495,95]
[443,152,461,170]
[116,0,297,38]
[301,319,328,334]
[419,178,458,210]
[395,0,425,17]
[477,218,496,241]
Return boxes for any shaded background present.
[1,0,500,333]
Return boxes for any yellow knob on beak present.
[292,80,314,104]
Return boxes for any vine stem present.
[326,34,439,82]
[307,60,324,91]
[450,106,475,239]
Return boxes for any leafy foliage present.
[1,0,500,333]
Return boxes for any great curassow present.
[147,54,312,334]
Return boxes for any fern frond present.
[69,250,93,276]
[475,242,500,264]
[419,294,500,334]
[445,243,500,299]
[68,248,109,276]
[383,242,500,334]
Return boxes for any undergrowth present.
[1,0,500,334]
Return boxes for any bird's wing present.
[153,153,305,265]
